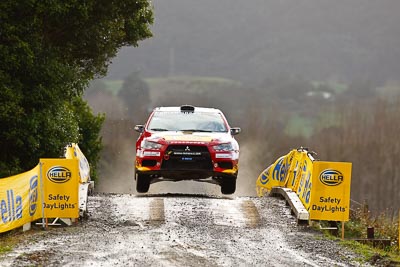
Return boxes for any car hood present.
[149,131,233,144]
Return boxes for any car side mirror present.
[134,125,145,133]
[230,127,241,136]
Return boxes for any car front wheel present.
[220,178,236,195]
[136,173,150,193]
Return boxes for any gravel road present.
[0,192,373,267]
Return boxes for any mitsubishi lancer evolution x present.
[134,105,240,194]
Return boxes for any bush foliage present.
[0,0,153,179]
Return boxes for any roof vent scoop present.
[180,105,195,112]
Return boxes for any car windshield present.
[148,111,228,132]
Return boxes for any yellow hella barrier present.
[256,148,313,198]
[65,143,91,184]
[0,143,89,233]
[256,148,352,222]
[256,150,295,196]
[0,166,42,233]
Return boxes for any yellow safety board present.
[309,161,352,221]
[40,159,79,219]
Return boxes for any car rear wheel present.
[136,174,150,193]
[221,178,236,195]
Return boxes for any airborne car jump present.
[134,105,241,194]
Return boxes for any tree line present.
[0,0,153,180]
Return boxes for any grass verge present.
[316,207,400,265]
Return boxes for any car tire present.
[136,174,150,193]
[221,178,236,195]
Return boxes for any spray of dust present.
[234,141,264,197]
[95,137,136,194]
[85,89,137,194]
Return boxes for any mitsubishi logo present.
[185,146,191,151]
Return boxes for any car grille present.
[142,160,157,167]
[217,161,233,169]
[161,145,213,170]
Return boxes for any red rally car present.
[134,105,241,194]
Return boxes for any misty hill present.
[105,0,400,85]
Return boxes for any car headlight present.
[142,140,162,150]
[213,143,234,152]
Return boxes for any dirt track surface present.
[1,193,369,266]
